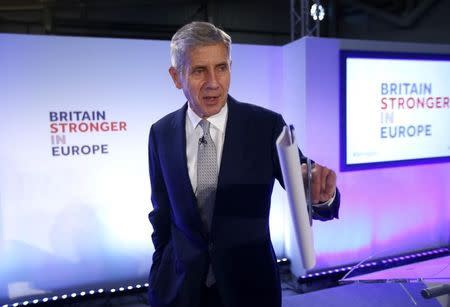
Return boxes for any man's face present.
[169,43,231,118]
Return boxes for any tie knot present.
[199,119,211,135]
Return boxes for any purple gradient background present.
[0,33,449,303]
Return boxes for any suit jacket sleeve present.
[148,125,172,268]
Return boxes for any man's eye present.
[192,68,204,74]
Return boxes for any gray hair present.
[170,21,232,72]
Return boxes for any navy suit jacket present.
[147,97,340,307]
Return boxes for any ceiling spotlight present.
[310,3,325,21]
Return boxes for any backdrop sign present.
[342,51,450,170]
[0,33,285,303]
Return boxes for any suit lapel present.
[171,103,195,198]
[217,98,247,187]
[169,104,206,236]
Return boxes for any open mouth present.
[203,95,220,103]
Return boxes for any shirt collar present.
[187,102,228,133]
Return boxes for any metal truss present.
[290,0,323,41]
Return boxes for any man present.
[148,21,340,307]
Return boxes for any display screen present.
[340,50,450,171]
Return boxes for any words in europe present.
[49,110,127,157]
[379,82,449,139]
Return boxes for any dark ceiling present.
[0,0,449,45]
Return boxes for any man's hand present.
[301,163,336,204]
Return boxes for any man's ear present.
[169,67,183,89]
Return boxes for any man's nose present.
[205,71,219,88]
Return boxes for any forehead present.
[185,43,229,67]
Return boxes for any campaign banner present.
[0,34,178,302]
[342,51,450,169]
